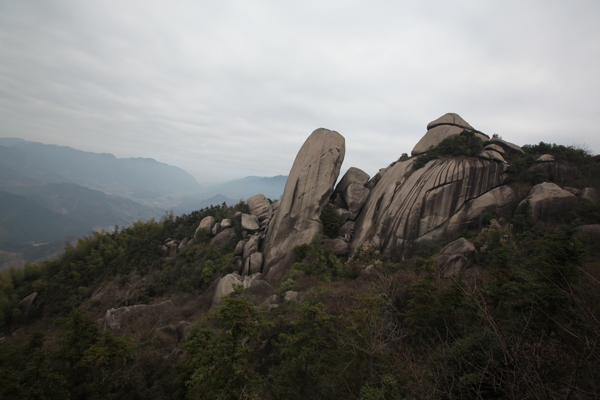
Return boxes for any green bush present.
[320,203,340,239]
[413,130,483,170]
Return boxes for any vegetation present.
[413,130,484,170]
[1,149,600,398]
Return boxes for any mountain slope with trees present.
[0,117,599,399]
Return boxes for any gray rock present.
[248,252,263,274]
[484,138,524,154]
[343,183,370,218]
[536,154,556,162]
[360,264,377,276]
[426,113,474,130]
[518,182,578,221]
[178,238,189,251]
[412,113,488,156]
[271,200,280,212]
[323,239,349,256]
[241,213,260,231]
[195,216,216,237]
[350,157,508,261]
[330,191,347,208]
[158,244,169,256]
[243,277,274,304]
[435,238,477,278]
[414,185,518,251]
[259,294,280,310]
[565,187,582,196]
[243,234,260,260]
[283,291,301,302]
[484,144,505,154]
[263,128,345,281]
[248,194,273,222]
[210,228,235,248]
[101,301,177,331]
[176,321,191,342]
[339,220,355,241]
[168,242,178,257]
[235,257,243,274]
[478,150,506,163]
[17,292,37,315]
[211,222,222,236]
[234,240,245,256]
[211,273,271,309]
[221,219,233,229]
[335,206,352,225]
[333,167,370,194]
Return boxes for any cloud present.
[1,0,599,183]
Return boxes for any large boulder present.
[211,273,273,308]
[412,113,488,156]
[211,228,236,248]
[434,238,477,278]
[518,182,579,221]
[262,128,345,281]
[195,216,215,237]
[241,214,260,231]
[350,157,508,261]
[247,194,273,223]
[333,167,370,195]
[17,292,37,316]
[343,183,370,219]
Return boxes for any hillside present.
[0,138,202,199]
[0,115,599,399]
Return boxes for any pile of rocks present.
[193,194,278,276]
[159,237,193,259]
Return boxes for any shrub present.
[320,204,340,239]
[413,130,483,170]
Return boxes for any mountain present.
[5,182,157,229]
[0,138,202,199]
[0,115,599,398]
[0,191,89,243]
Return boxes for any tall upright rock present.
[262,128,345,281]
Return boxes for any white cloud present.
[1,0,599,183]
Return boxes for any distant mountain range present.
[0,137,287,269]
[0,138,202,199]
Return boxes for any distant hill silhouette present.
[0,138,202,199]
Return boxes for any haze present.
[1,0,599,183]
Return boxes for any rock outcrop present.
[412,113,488,155]
[262,128,345,281]
[101,301,177,331]
[518,182,578,221]
[435,238,477,278]
[350,157,509,261]
[211,273,274,308]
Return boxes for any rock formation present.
[350,156,511,261]
[262,128,345,281]
[412,113,488,155]
[517,182,578,221]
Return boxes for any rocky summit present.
[5,112,600,399]
[188,112,599,282]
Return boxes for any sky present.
[1,0,599,183]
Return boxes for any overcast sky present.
[1,0,599,183]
